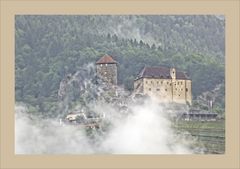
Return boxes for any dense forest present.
[15,15,225,116]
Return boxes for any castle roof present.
[135,66,189,80]
[96,54,117,64]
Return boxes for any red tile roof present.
[96,54,117,64]
[135,66,189,80]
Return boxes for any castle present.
[96,54,192,105]
[134,66,192,105]
[96,54,118,86]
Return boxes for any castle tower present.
[170,68,176,80]
[96,54,117,86]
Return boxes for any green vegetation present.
[175,120,225,130]
[15,15,225,116]
[173,120,225,153]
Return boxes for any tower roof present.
[135,66,189,80]
[96,54,117,64]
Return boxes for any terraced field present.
[173,120,225,154]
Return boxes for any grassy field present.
[172,119,225,154]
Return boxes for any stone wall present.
[133,78,144,93]
[142,78,173,102]
[186,80,192,105]
[134,78,192,105]
[172,79,186,104]
[96,63,117,85]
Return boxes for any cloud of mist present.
[15,105,94,154]
[15,98,193,154]
[100,99,192,154]
[108,16,161,47]
[15,63,195,154]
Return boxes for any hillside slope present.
[15,15,225,115]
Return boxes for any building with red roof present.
[96,54,117,64]
[95,54,191,105]
[96,54,118,86]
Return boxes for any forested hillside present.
[15,15,225,116]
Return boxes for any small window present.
[149,88,151,91]
[161,81,163,84]
[146,81,148,84]
[165,89,167,92]
[156,88,160,91]
[157,81,159,84]
[177,82,179,85]
[151,81,153,84]
[100,64,103,67]
[105,64,108,66]
[186,88,188,92]
[170,83,172,86]
[167,82,169,84]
